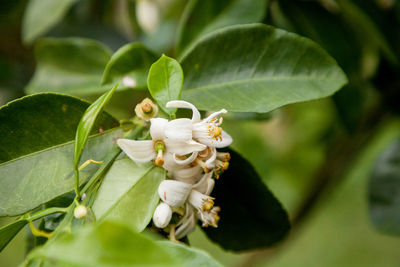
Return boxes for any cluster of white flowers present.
[117,99,232,240]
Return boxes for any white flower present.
[157,180,191,207]
[153,202,172,228]
[117,118,205,166]
[166,100,233,148]
[197,206,220,228]
[188,190,214,212]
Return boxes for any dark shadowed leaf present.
[25,38,112,95]
[202,149,290,251]
[176,0,268,55]
[369,138,400,236]
[180,24,347,113]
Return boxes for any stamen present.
[195,158,210,173]
[217,152,230,162]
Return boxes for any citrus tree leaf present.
[101,42,158,90]
[25,38,112,95]
[180,24,348,112]
[28,221,177,266]
[0,219,28,252]
[148,55,183,115]
[74,85,117,169]
[176,0,268,55]
[202,149,290,251]
[369,138,400,236]
[22,0,77,44]
[93,159,165,232]
[0,93,120,216]
[158,241,223,267]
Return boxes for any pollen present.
[202,198,214,211]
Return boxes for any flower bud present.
[158,180,191,207]
[135,98,158,121]
[153,202,172,228]
[74,205,88,219]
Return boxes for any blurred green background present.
[1,0,400,266]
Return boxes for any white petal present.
[165,139,206,155]
[117,139,155,162]
[163,152,185,172]
[196,130,233,148]
[172,165,203,184]
[174,151,198,166]
[165,118,192,142]
[193,173,215,195]
[203,109,227,122]
[166,100,201,122]
[153,202,172,228]
[150,118,168,140]
[205,147,217,169]
[158,180,191,207]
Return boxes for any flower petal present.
[158,180,191,207]
[172,165,203,184]
[166,100,201,122]
[203,109,227,122]
[117,139,155,162]
[163,152,185,172]
[193,172,214,195]
[153,202,172,228]
[175,212,196,239]
[174,151,198,166]
[150,118,168,140]
[165,118,192,142]
[205,147,217,169]
[165,139,206,155]
[195,130,233,148]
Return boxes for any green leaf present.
[93,158,165,232]
[147,55,183,115]
[0,93,120,216]
[0,219,28,252]
[28,221,176,266]
[101,42,158,90]
[180,24,348,112]
[22,0,77,44]
[0,93,118,164]
[369,138,400,236]
[158,241,223,267]
[176,0,268,55]
[202,149,290,251]
[25,38,112,95]
[74,85,117,169]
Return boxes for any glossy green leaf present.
[0,93,120,216]
[25,38,112,95]
[0,219,28,252]
[93,158,165,232]
[28,221,176,266]
[202,149,290,251]
[180,24,348,112]
[369,138,400,236]
[176,0,268,55]
[158,241,223,267]
[102,42,158,90]
[74,85,117,169]
[0,93,118,164]
[148,55,183,115]
[22,0,77,44]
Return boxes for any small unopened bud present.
[153,202,172,228]
[135,98,158,121]
[74,205,88,219]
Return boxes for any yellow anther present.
[202,199,214,211]
[195,158,210,173]
[213,127,222,137]
[222,161,229,170]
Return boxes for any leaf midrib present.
[0,128,120,167]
